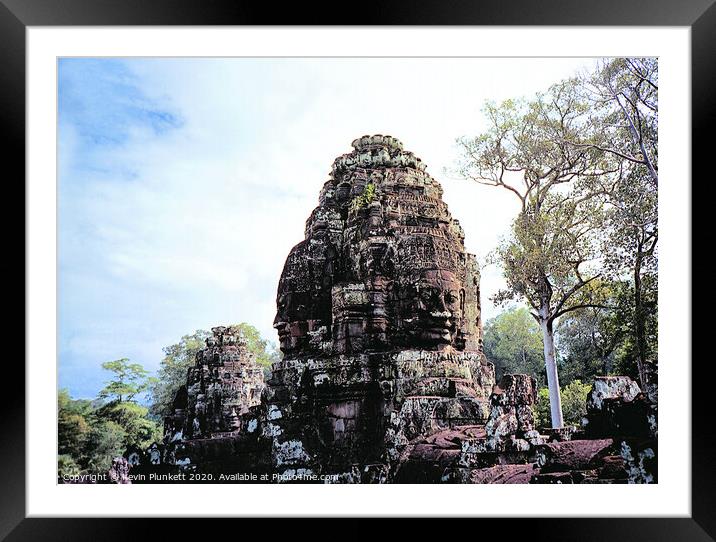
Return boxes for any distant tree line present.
[58,323,278,478]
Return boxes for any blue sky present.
[58,57,597,399]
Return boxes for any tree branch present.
[553,303,612,320]
[550,274,601,322]
[561,139,646,166]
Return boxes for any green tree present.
[233,322,280,371]
[98,358,154,403]
[572,59,658,390]
[95,401,161,449]
[561,380,591,427]
[82,419,127,473]
[607,275,657,381]
[455,81,613,428]
[95,359,161,456]
[149,323,280,419]
[483,306,544,384]
[607,171,658,390]
[58,361,162,478]
[57,454,81,478]
[58,389,92,460]
[534,380,591,429]
[555,279,629,384]
[533,388,551,429]
[149,329,210,419]
[349,182,376,212]
[576,58,658,185]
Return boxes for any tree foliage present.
[483,306,544,384]
[575,58,659,388]
[82,419,128,473]
[534,380,591,429]
[58,389,92,459]
[148,329,210,420]
[577,58,658,185]
[98,358,154,403]
[349,182,376,212]
[455,58,659,425]
[554,278,654,384]
[455,80,613,428]
[58,359,161,478]
[234,322,281,371]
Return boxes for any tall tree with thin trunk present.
[454,81,613,428]
[572,58,658,391]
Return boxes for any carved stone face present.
[273,291,311,354]
[274,136,484,358]
[272,292,293,352]
[395,269,465,347]
[273,239,334,356]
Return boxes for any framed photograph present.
[5,0,708,537]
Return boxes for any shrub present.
[349,182,376,212]
[533,379,591,429]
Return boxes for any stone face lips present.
[265,135,495,480]
[164,326,265,442]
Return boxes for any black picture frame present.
[3,0,707,538]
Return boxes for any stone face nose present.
[433,294,448,312]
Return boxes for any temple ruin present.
[131,135,656,484]
[163,325,265,442]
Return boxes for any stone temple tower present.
[264,135,495,481]
[164,326,265,442]
[141,135,654,485]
